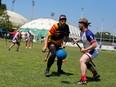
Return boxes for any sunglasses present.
[79,22,84,24]
[59,18,66,21]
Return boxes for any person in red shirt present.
[42,15,70,77]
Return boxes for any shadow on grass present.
[49,71,74,77]
[61,76,101,84]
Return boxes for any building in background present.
[19,18,80,42]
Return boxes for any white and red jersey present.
[80,28,97,49]
[12,32,21,43]
[80,28,99,59]
[25,32,30,41]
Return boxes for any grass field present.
[0,39,116,87]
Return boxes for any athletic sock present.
[81,74,86,81]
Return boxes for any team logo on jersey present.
[90,35,94,40]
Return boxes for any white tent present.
[7,10,28,26]
[19,18,80,42]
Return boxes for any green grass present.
[0,39,116,87]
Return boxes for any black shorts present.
[13,42,20,46]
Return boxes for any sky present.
[2,0,116,35]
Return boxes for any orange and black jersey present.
[48,23,70,46]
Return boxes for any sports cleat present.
[45,68,49,77]
[57,70,65,76]
[8,49,10,51]
[57,69,65,74]
[16,49,19,51]
[92,74,100,79]
[75,80,87,85]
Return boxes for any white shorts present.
[85,49,99,59]
[26,38,30,41]
[12,38,17,43]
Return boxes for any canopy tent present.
[19,18,80,42]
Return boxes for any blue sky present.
[2,0,116,35]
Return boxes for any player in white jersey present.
[25,31,33,49]
[73,18,100,85]
[8,30,22,51]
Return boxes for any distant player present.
[8,30,22,51]
[25,31,33,49]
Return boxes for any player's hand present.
[43,58,47,62]
[62,60,66,64]
[71,38,76,45]
[80,48,86,53]
[61,45,65,49]
[42,47,47,52]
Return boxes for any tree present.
[0,0,2,6]
[95,32,116,42]
[0,3,13,31]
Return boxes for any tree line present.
[0,0,13,31]
[95,32,116,43]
